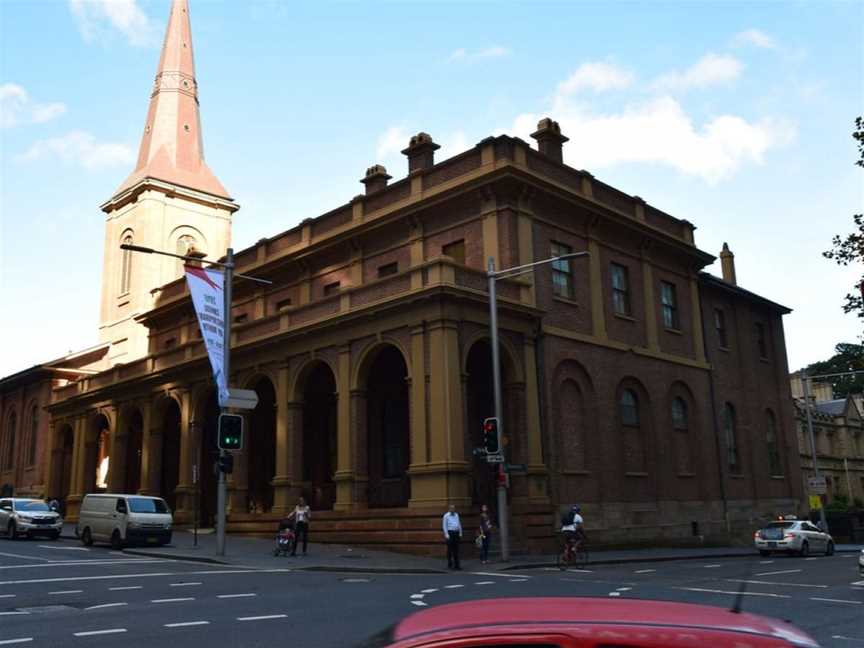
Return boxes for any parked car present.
[0,498,63,540]
[76,493,172,549]
[356,597,819,648]
[754,516,834,557]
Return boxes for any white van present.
[76,493,172,549]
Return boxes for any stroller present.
[274,520,296,557]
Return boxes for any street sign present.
[507,463,527,473]
[223,388,259,410]
[486,453,504,464]
[808,476,827,494]
[808,495,823,511]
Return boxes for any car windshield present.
[127,498,169,514]
[17,501,50,512]
[764,522,795,529]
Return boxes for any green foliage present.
[803,342,864,397]
[827,493,850,512]
[823,117,864,321]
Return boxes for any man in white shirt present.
[561,505,584,547]
[442,504,463,570]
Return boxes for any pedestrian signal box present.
[483,417,500,454]
[218,413,244,451]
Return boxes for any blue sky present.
[1,0,862,376]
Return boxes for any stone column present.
[523,338,550,504]
[107,406,125,493]
[137,400,154,495]
[407,324,432,508]
[66,416,87,520]
[174,392,196,521]
[334,345,356,510]
[272,363,300,515]
[589,237,607,340]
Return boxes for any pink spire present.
[115,0,230,199]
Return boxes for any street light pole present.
[802,372,829,533]
[486,250,589,562]
[216,248,233,556]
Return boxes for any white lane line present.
[0,612,28,616]
[634,569,656,574]
[73,629,127,637]
[804,557,818,561]
[217,593,256,599]
[37,545,89,551]
[509,578,528,582]
[410,594,425,599]
[410,601,428,607]
[49,590,83,595]
[0,551,55,563]
[726,579,827,589]
[469,571,532,579]
[444,584,464,589]
[608,592,621,597]
[0,568,256,586]
[0,559,166,571]
[852,580,864,587]
[703,564,722,568]
[759,560,774,564]
[151,597,195,603]
[165,621,210,628]
[0,594,15,598]
[755,569,802,577]
[617,587,632,591]
[0,639,33,646]
[566,569,594,574]
[237,614,287,621]
[833,636,864,643]
[85,602,128,610]
[420,588,438,594]
[475,581,495,585]
[679,587,790,599]
[170,582,202,587]
[109,586,142,591]
[811,597,862,605]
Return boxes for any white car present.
[754,518,834,557]
[0,498,63,540]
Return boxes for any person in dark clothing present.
[478,504,494,564]
[442,504,462,569]
[286,497,311,556]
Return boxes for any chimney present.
[401,132,440,174]
[720,242,737,285]
[360,164,391,195]
[530,117,569,163]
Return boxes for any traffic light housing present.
[218,413,244,450]
[217,452,234,474]
[483,417,500,454]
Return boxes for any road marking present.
[217,593,256,599]
[37,545,89,551]
[420,588,438,594]
[73,629,127,637]
[567,569,593,573]
[165,621,210,628]
[726,579,827,589]
[0,568,258,585]
[634,569,656,574]
[109,586,142,591]
[811,597,862,605]
[703,564,722,568]
[852,580,864,587]
[0,612,28,616]
[0,594,15,598]
[475,581,495,585]
[170,582,202,587]
[0,639,33,646]
[755,569,802,576]
[509,578,528,582]
[0,559,166,571]
[759,560,774,564]
[469,571,532,579]
[444,584,464,589]
[85,602,128,610]
[151,597,195,603]
[49,590,83,595]
[0,551,55,563]
[617,587,632,591]
[237,614,287,621]
[410,594,424,599]
[410,601,428,607]
[833,636,864,643]
[804,557,818,561]
[678,587,790,599]
[608,592,621,597]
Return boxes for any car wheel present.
[110,530,123,550]
[800,541,809,557]
[825,541,834,556]
[49,531,60,541]
[7,521,17,540]
[759,550,770,557]
[81,527,93,546]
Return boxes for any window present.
[672,397,692,473]
[442,239,465,265]
[377,262,398,278]
[620,389,639,426]
[233,313,248,324]
[164,338,177,349]
[176,234,197,274]
[714,309,728,348]
[672,398,688,430]
[660,281,679,329]
[611,263,631,316]
[3,412,16,470]
[275,297,292,312]
[323,281,340,297]
[766,410,782,476]
[551,241,574,299]
[724,403,740,473]
[120,234,133,294]
[755,322,768,358]
[27,405,38,466]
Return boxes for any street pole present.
[802,373,829,533]
[487,257,510,562]
[216,247,234,557]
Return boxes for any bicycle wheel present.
[573,547,589,569]
[556,550,568,571]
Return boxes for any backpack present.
[560,510,574,527]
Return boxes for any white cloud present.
[557,62,634,96]
[375,126,469,169]
[0,83,67,129]
[376,125,409,160]
[507,97,795,184]
[447,45,510,63]
[69,0,158,48]
[652,53,743,92]
[733,29,778,50]
[20,131,135,169]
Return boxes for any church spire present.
[115,0,229,199]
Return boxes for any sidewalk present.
[59,524,860,574]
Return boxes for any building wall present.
[0,377,53,497]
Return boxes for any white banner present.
[185,265,229,407]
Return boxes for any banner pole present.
[216,248,234,557]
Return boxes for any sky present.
[1,0,862,377]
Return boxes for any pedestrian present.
[287,496,311,556]
[442,503,462,570]
[477,504,494,564]
[47,497,60,513]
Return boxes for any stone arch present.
[293,360,338,510]
[551,359,596,473]
[352,338,411,391]
[2,408,18,471]
[152,394,182,510]
[667,381,698,476]
[723,402,741,474]
[85,411,112,493]
[23,399,39,468]
[191,387,220,526]
[244,374,277,513]
[115,403,145,494]
[460,329,524,384]
[765,408,783,476]
[615,376,652,475]
[290,355,339,404]
[50,422,75,513]
[119,228,135,294]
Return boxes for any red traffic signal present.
[483,417,500,454]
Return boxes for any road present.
[1,537,861,647]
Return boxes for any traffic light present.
[218,413,244,450]
[483,417,500,454]
[217,452,234,474]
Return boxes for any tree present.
[802,342,864,397]
[823,117,863,321]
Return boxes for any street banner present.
[185,265,229,407]
[808,495,822,511]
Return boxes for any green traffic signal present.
[218,413,244,450]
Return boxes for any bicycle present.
[557,532,588,570]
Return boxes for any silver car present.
[754,518,834,557]
[0,498,63,540]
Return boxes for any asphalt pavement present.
[2,533,862,647]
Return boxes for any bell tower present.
[98,0,237,365]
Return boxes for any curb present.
[122,548,229,565]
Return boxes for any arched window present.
[672,398,688,430]
[120,234,133,294]
[672,396,692,473]
[559,379,586,471]
[619,387,645,473]
[766,410,782,476]
[3,412,17,470]
[620,389,639,426]
[724,403,740,473]
[27,404,39,466]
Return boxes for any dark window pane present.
[442,239,466,265]
[377,262,398,278]
[620,389,639,426]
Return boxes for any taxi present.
[754,515,834,557]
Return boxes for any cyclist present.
[560,505,584,550]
